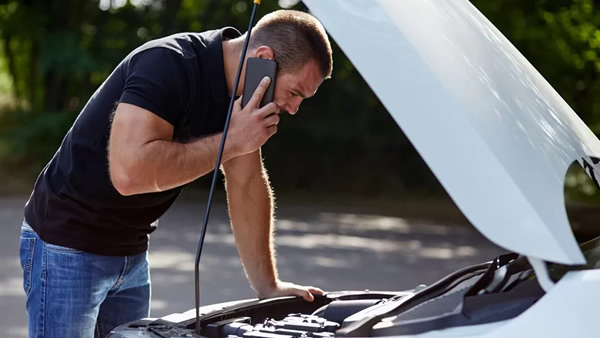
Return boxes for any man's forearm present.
[224,154,278,296]
[111,133,238,195]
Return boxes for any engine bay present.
[111,242,600,338]
[108,254,549,337]
[108,291,406,338]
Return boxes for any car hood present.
[303,0,600,264]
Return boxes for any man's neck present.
[222,37,245,98]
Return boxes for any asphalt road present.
[0,195,505,338]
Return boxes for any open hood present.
[303,0,600,264]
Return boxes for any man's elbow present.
[109,164,139,196]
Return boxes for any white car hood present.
[303,0,600,264]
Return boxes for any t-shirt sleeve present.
[119,47,190,126]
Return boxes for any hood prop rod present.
[194,0,262,335]
[528,257,555,293]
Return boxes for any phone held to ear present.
[242,57,278,108]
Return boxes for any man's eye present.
[290,91,298,97]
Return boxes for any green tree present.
[1,0,599,200]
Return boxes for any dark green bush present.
[0,110,76,177]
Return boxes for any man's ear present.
[254,46,275,60]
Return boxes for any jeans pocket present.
[45,242,84,254]
[19,235,36,294]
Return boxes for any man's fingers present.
[234,96,243,108]
[266,125,278,137]
[289,286,317,302]
[248,76,271,108]
[256,102,279,119]
[257,282,323,302]
[308,286,324,295]
[263,113,280,127]
[232,97,243,113]
[299,289,315,302]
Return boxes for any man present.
[19,9,333,338]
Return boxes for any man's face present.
[273,59,323,115]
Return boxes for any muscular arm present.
[222,150,278,295]
[223,150,324,301]
[109,77,279,196]
[109,75,322,300]
[108,103,239,195]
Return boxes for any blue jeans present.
[19,222,151,338]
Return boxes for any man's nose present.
[287,98,303,115]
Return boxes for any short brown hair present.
[249,10,333,79]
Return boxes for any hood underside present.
[303,0,600,264]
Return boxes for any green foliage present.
[565,166,598,201]
[0,110,77,176]
[473,0,600,134]
[0,0,599,201]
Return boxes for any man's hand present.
[228,77,280,156]
[257,280,324,302]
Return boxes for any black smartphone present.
[241,57,278,108]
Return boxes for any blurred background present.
[0,0,599,337]
[1,0,600,202]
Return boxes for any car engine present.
[109,292,401,338]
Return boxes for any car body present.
[109,1,600,337]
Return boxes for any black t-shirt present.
[24,27,241,256]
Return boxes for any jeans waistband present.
[22,220,35,233]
